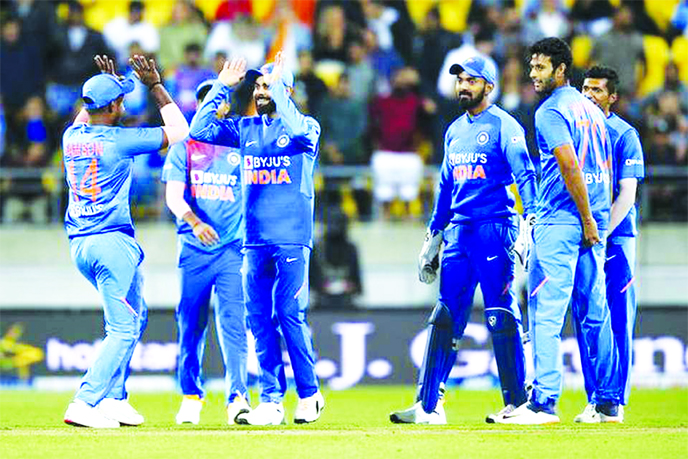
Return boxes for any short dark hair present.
[584,66,619,95]
[529,37,572,78]
[185,43,202,54]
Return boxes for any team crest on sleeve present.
[476,131,490,145]
[277,135,290,148]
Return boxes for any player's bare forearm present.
[150,84,174,110]
[608,178,637,234]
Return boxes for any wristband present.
[149,81,163,90]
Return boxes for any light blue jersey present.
[189,80,320,248]
[162,138,244,251]
[534,86,612,229]
[429,104,537,230]
[62,123,164,237]
[605,113,645,238]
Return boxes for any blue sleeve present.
[617,129,645,182]
[270,80,320,155]
[428,134,453,231]
[161,142,188,183]
[501,118,538,216]
[116,127,164,157]
[189,81,240,147]
[535,107,572,152]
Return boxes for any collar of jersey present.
[466,104,493,123]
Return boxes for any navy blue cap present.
[449,55,497,85]
[81,74,135,109]
[246,62,294,88]
[195,79,217,100]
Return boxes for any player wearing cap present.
[162,80,249,426]
[189,52,323,426]
[62,55,189,428]
[497,38,621,424]
[573,66,645,423]
[389,55,538,425]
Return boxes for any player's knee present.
[485,309,519,336]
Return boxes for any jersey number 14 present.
[67,158,101,202]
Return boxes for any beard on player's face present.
[255,96,276,115]
[457,87,486,110]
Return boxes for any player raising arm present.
[62,55,188,429]
[190,52,324,426]
[389,55,538,425]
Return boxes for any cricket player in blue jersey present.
[389,55,538,425]
[498,38,622,424]
[189,52,323,426]
[573,66,645,423]
[62,55,189,428]
[162,80,249,426]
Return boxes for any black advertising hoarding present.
[1,308,687,389]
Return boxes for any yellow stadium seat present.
[671,36,688,83]
[644,0,680,32]
[314,60,345,90]
[406,0,438,29]
[194,0,225,21]
[251,0,276,23]
[438,0,471,33]
[143,0,176,26]
[638,35,669,97]
[80,0,128,32]
[571,35,593,69]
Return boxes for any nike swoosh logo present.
[191,154,205,160]
[286,257,298,263]
[606,255,616,261]
[245,140,258,147]
[487,256,498,261]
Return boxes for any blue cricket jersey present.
[189,80,320,248]
[428,104,538,231]
[605,113,645,238]
[534,86,612,229]
[162,137,244,252]
[62,123,164,237]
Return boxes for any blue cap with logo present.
[81,74,135,110]
[449,55,497,85]
[246,62,294,88]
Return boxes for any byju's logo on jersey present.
[476,131,490,146]
[277,135,290,148]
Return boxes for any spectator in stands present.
[214,0,252,22]
[569,0,615,36]
[6,0,56,63]
[263,0,313,72]
[312,3,358,64]
[369,66,436,220]
[0,15,44,150]
[591,5,646,96]
[362,0,410,63]
[103,0,159,66]
[642,62,688,116]
[205,14,266,70]
[310,207,362,311]
[521,0,571,43]
[168,43,215,122]
[347,38,376,105]
[157,0,208,73]
[413,7,460,98]
[364,27,404,96]
[294,48,329,117]
[47,1,111,123]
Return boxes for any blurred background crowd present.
[0,0,686,227]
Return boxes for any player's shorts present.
[371,150,423,202]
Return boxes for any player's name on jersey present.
[64,142,104,158]
[69,203,104,217]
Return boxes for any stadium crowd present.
[0,0,687,223]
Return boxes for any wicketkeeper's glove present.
[511,214,536,271]
[418,228,443,284]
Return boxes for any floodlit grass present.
[1,387,686,459]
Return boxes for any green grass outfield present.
[1,387,686,459]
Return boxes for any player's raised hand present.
[262,51,284,86]
[219,57,247,87]
[94,55,120,78]
[129,55,162,89]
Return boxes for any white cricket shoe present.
[176,396,204,425]
[495,402,560,425]
[389,401,447,425]
[573,403,600,423]
[227,394,251,425]
[486,404,517,424]
[597,403,624,423]
[294,391,325,424]
[97,398,144,426]
[64,399,120,428]
[236,402,285,426]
